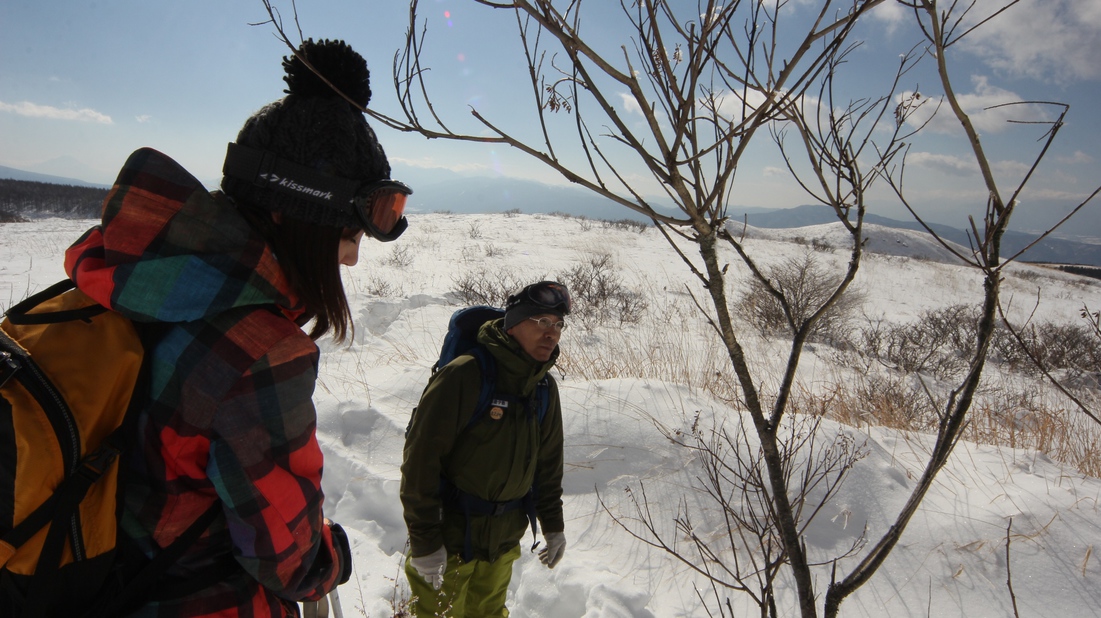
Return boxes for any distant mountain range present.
[732,204,1101,267]
[391,164,666,224]
[3,163,1098,266]
[401,170,1101,266]
[0,164,111,189]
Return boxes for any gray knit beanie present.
[221,39,390,228]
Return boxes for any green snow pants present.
[405,544,522,617]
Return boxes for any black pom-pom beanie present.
[221,39,391,228]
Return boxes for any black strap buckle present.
[78,444,121,479]
[0,350,20,389]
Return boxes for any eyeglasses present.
[528,317,567,332]
[510,281,571,315]
[354,179,411,242]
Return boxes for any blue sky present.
[2,1,1099,238]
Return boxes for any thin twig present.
[1006,518,1021,618]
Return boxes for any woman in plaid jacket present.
[63,39,411,617]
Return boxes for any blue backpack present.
[410,305,552,560]
[427,305,550,430]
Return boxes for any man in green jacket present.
[401,281,570,616]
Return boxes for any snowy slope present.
[3,214,1101,617]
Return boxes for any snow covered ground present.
[4,213,1101,617]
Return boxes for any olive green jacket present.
[400,318,565,562]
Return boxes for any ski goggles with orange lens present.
[353,179,411,242]
[508,281,572,315]
[222,143,411,241]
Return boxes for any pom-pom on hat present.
[221,38,390,229]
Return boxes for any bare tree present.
[824,2,1098,615]
[735,250,866,344]
[258,0,1096,615]
[607,414,867,617]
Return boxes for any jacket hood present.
[478,318,558,395]
[65,148,300,323]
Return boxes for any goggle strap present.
[223,143,360,209]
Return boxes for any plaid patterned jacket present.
[65,148,344,617]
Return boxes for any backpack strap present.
[4,280,107,326]
[93,502,223,617]
[93,320,229,616]
[439,478,537,563]
[533,377,550,425]
[525,376,551,554]
[0,431,124,567]
[463,346,498,431]
[465,348,550,427]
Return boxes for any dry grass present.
[779,372,1101,477]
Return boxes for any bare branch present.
[996,299,1101,426]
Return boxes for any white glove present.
[538,532,566,569]
[410,546,447,590]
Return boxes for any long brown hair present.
[237,199,355,342]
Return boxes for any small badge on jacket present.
[489,397,509,420]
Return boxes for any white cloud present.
[959,0,1101,83]
[619,92,643,116]
[705,89,781,125]
[870,0,908,35]
[992,159,1032,177]
[389,154,489,174]
[755,0,818,12]
[901,75,1051,135]
[905,151,1082,196]
[1057,150,1094,164]
[135,115,152,124]
[907,151,978,177]
[1022,186,1092,201]
[0,100,112,124]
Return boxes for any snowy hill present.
[741,221,971,264]
[734,203,1101,268]
[3,213,1101,617]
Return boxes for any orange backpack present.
[0,280,216,617]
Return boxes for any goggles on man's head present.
[509,281,572,315]
[222,142,411,242]
[354,179,410,242]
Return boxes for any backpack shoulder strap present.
[534,375,552,425]
[466,349,554,428]
[97,502,222,617]
[464,345,497,431]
